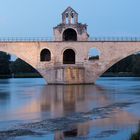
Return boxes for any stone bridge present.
[0,7,139,84]
[0,41,140,84]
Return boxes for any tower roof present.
[62,6,78,15]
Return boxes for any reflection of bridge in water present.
[13,85,138,139]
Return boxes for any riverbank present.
[102,72,140,77]
[0,73,41,79]
[0,72,140,79]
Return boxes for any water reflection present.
[39,85,113,118]
[0,80,11,113]
[41,85,85,117]
[0,81,113,120]
[17,84,139,139]
[55,123,90,140]
[0,78,139,140]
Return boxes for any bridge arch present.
[93,48,140,83]
[0,47,47,82]
[40,49,51,62]
[62,28,77,41]
[101,50,140,76]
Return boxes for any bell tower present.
[53,7,89,41]
[62,6,78,24]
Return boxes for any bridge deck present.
[0,37,140,42]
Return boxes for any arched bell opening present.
[63,28,77,41]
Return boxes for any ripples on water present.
[0,77,139,140]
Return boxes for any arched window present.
[63,49,75,64]
[71,12,75,24]
[88,48,101,60]
[66,12,69,24]
[63,28,77,41]
[40,49,51,62]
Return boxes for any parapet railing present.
[0,37,140,42]
[0,37,54,42]
[88,37,140,42]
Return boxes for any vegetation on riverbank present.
[0,52,40,78]
[129,122,140,140]
[0,73,41,79]
[102,72,140,77]
[13,73,41,78]
[106,53,140,74]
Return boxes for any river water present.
[0,77,140,140]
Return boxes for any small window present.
[40,49,51,62]
[88,48,101,60]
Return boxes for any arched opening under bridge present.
[0,51,43,80]
[102,53,140,77]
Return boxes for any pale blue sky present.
[0,0,140,38]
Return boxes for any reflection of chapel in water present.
[53,6,89,41]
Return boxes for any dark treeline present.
[0,52,40,77]
[0,52,11,75]
[10,58,38,74]
[106,53,140,75]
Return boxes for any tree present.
[132,54,140,74]
[10,58,38,74]
[106,53,140,75]
[0,52,11,75]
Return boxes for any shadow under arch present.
[0,50,45,82]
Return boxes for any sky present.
[0,0,140,38]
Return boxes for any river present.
[0,77,140,140]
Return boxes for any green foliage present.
[0,52,11,75]
[0,53,40,78]
[89,56,99,60]
[107,54,140,75]
[132,55,140,74]
[10,58,38,74]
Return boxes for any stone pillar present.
[38,66,87,85]
[62,16,66,24]
[75,15,78,23]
